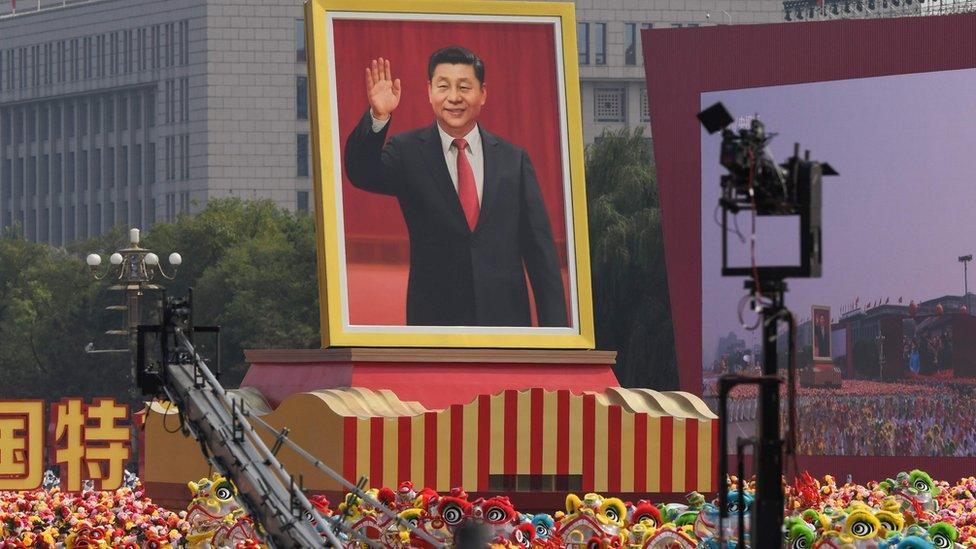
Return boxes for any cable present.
[245,410,446,548]
[714,203,746,243]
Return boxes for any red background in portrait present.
[644,14,976,479]
[331,19,570,325]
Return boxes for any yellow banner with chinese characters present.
[0,398,131,491]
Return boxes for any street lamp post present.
[959,254,972,297]
[85,228,181,368]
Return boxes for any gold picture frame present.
[305,0,594,348]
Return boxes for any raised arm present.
[344,58,403,196]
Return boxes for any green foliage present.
[0,199,319,402]
[586,128,677,389]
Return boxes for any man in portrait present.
[344,46,568,327]
[814,310,830,358]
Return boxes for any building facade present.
[0,0,854,246]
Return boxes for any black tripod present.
[717,278,795,548]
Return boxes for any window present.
[148,142,156,185]
[594,87,626,122]
[295,19,306,62]
[31,45,38,87]
[40,209,48,242]
[133,94,141,129]
[180,134,190,179]
[40,154,49,196]
[577,23,589,65]
[119,95,127,130]
[27,155,36,197]
[297,133,309,177]
[65,103,74,137]
[14,108,23,143]
[52,104,61,138]
[106,147,115,188]
[84,37,92,78]
[165,79,175,124]
[106,97,114,131]
[54,151,68,194]
[134,144,142,185]
[166,23,175,67]
[110,32,118,75]
[625,23,637,66]
[67,206,75,243]
[54,207,62,246]
[79,102,87,135]
[40,107,48,140]
[297,190,309,213]
[5,50,12,90]
[147,91,155,127]
[27,108,35,142]
[594,23,606,65]
[56,152,65,193]
[92,100,100,133]
[152,25,161,70]
[1,160,9,201]
[93,204,101,234]
[121,145,128,186]
[71,39,79,81]
[19,47,26,88]
[180,77,189,122]
[81,206,88,241]
[139,28,147,71]
[124,30,132,73]
[93,148,101,189]
[14,158,23,197]
[179,191,189,214]
[165,136,175,180]
[1,160,9,200]
[0,110,9,143]
[78,150,87,191]
[106,202,114,229]
[640,87,650,122]
[180,20,190,65]
[45,43,53,84]
[296,76,308,119]
[97,35,105,77]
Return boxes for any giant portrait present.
[305,0,594,348]
[811,306,831,361]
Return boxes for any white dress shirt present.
[371,114,485,204]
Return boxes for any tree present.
[586,129,678,390]
[134,199,320,387]
[0,200,320,404]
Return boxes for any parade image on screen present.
[700,68,976,457]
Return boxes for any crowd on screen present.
[788,392,976,457]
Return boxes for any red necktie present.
[453,138,479,231]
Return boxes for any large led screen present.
[644,14,976,478]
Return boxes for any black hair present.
[427,46,485,84]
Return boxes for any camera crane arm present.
[159,325,347,548]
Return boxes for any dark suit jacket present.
[344,110,568,327]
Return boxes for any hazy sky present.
[701,68,976,365]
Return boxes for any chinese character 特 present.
[52,398,130,491]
